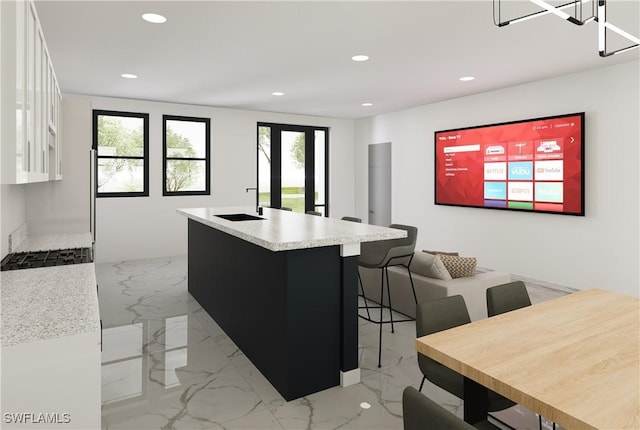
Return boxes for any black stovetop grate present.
[1,248,93,271]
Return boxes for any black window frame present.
[93,110,150,198]
[256,122,330,216]
[162,115,211,196]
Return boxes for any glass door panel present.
[314,130,326,214]
[258,126,271,208]
[257,123,328,215]
[281,131,305,213]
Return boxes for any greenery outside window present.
[93,110,149,197]
[163,115,210,196]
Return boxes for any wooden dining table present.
[416,288,639,430]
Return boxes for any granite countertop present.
[14,232,93,253]
[1,263,100,347]
[177,206,406,252]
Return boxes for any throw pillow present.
[409,252,452,280]
[422,250,460,256]
[438,254,477,279]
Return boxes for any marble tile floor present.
[97,256,573,430]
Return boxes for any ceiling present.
[34,0,639,119]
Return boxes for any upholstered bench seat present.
[358,252,511,321]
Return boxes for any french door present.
[257,123,329,215]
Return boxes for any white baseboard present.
[340,368,360,387]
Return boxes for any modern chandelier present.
[493,0,640,57]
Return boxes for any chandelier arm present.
[494,0,639,57]
[493,0,589,27]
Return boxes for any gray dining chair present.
[416,295,516,412]
[486,281,531,316]
[358,223,418,367]
[402,386,497,430]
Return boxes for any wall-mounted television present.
[434,112,585,216]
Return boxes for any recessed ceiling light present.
[352,55,370,62]
[142,13,167,24]
[360,402,371,409]
[121,73,138,79]
[361,102,373,107]
[272,91,285,96]
[459,76,475,82]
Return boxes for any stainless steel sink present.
[215,213,265,221]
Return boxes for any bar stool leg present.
[378,268,385,368]
[358,271,371,319]
[385,266,395,333]
[407,265,418,304]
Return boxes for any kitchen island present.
[177,207,405,401]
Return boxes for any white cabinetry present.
[1,0,62,184]
[2,332,101,430]
[1,262,101,429]
[49,73,63,180]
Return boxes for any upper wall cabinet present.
[1,0,62,184]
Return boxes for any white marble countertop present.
[14,232,93,252]
[177,206,406,252]
[1,263,100,346]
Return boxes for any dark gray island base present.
[179,207,405,401]
[188,219,352,400]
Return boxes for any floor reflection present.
[102,316,193,406]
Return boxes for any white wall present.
[45,95,356,263]
[355,61,640,297]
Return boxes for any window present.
[163,115,210,196]
[93,110,149,197]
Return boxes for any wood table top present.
[416,288,639,430]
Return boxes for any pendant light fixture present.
[493,0,639,57]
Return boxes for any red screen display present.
[434,113,584,215]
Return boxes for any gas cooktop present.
[1,248,93,271]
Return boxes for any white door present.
[368,142,391,226]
